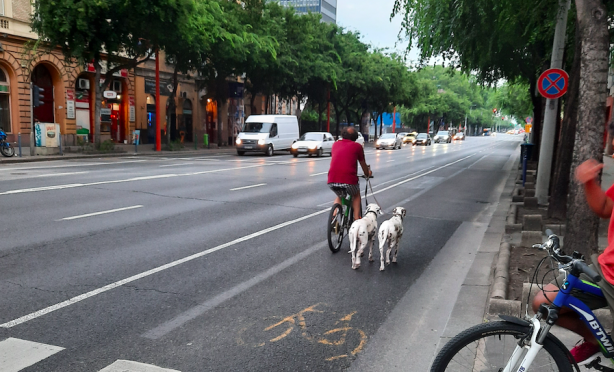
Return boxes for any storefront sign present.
[104,91,117,99]
[129,96,135,122]
[66,89,75,119]
[76,90,90,109]
[101,108,112,115]
[145,79,172,96]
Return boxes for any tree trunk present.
[548,23,581,221]
[167,68,179,147]
[318,102,324,132]
[94,60,102,149]
[566,0,609,258]
[333,102,342,138]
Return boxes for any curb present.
[0,148,239,164]
[491,242,511,299]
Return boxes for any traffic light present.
[32,85,45,107]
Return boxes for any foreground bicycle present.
[431,230,614,371]
[327,174,372,253]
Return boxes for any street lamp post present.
[155,49,161,151]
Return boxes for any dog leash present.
[363,177,384,214]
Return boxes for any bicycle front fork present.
[503,317,546,372]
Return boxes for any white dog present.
[349,203,382,270]
[378,207,406,271]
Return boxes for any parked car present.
[291,132,334,157]
[376,133,403,150]
[434,130,452,143]
[335,131,365,147]
[236,115,299,156]
[413,133,432,146]
[403,132,418,145]
[453,132,465,141]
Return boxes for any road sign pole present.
[535,0,571,205]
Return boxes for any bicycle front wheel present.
[430,321,573,372]
[0,143,14,157]
[327,203,345,253]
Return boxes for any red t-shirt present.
[598,184,614,284]
[327,139,365,185]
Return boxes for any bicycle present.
[431,230,614,371]
[327,174,372,253]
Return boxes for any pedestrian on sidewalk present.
[532,121,614,364]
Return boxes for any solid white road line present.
[99,360,180,372]
[60,205,144,221]
[387,160,395,162]
[0,146,499,329]
[310,171,328,177]
[0,338,64,372]
[0,163,270,197]
[159,163,194,168]
[0,159,148,172]
[0,208,329,329]
[230,183,266,191]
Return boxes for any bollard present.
[59,134,63,155]
[18,132,21,157]
[204,133,209,149]
[522,152,527,187]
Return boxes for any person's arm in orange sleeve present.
[576,159,613,219]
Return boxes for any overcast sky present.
[336,0,419,60]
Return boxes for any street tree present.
[32,0,196,148]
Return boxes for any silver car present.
[376,133,403,150]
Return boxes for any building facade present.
[273,0,337,23]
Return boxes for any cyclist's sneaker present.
[570,339,600,364]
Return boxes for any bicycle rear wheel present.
[327,203,345,253]
[430,321,573,372]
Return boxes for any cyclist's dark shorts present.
[328,183,360,199]
[551,254,614,310]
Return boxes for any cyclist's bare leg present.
[352,193,361,221]
[532,284,598,345]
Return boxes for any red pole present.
[427,116,430,134]
[326,88,330,133]
[155,49,161,151]
[392,106,396,133]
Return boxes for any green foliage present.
[99,139,116,152]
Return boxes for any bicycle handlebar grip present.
[580,262,602,283]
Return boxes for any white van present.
[236,115,300,156]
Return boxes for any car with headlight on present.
[434,130,452,143]
[413,133,432,146]
[403,132,418,145]
[453,132,465,141]
[291,132,334,157]
[376,133,403,150]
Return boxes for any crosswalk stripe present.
[0,338,64,372]
[99,360,181,372]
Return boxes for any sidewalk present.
[0,143,239,164]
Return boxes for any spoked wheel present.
[1,143,14,157]
[327,203,345,253]
[430,322,573,372]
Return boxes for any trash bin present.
[203,134,209,147]
[520,143,534,160]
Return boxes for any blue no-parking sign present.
[538,69,569,99]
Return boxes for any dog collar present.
[365,210,378,217]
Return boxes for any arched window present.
[0,67,11,132]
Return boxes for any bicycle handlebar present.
[533,231,602,283]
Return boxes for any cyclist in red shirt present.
[533,122,614,364]
[328,127,372,221]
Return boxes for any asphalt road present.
[0,136,520,372]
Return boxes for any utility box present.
[34,123,61,155]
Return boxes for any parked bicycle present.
[327,174,372,253]
[431,230,614,371]
[0,127,14,157]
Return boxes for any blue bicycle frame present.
[554,272,614,358]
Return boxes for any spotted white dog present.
[349,203,382,270]
[378,207,406,271]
